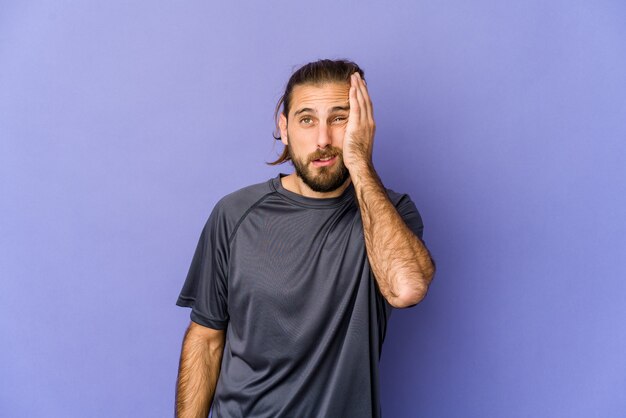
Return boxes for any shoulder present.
[217,179,275,212]
[208,178,276,230]
[384,186,414,207]
[384,186,423,222]
[384,186,425,238]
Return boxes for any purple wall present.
[1,1,625,417]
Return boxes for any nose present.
[316,121,332,149]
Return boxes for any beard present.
[288,145,350,193]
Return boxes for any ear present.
[279,113,289,146]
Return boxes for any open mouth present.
[312,156,337,167]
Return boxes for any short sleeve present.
[176,203,230,330]
[395,193,425,242]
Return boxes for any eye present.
[332,116,347,124]
[300,116,313,125]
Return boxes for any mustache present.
[308,147,342,163]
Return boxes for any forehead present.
[289,82,350,115]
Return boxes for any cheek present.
[286,133,311,158]
[289,127,316,147]
[331,126,347,146]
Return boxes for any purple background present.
[1,1,625,417]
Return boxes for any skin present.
[279,73,436,307]
[278,82,353,198]
[176,322,224,418]
[176,72,436,416]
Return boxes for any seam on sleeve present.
[176,295,195,307]
[191,310,229,330]
[227,192,277,244]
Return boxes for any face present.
[279,82,351,193]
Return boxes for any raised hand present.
[343,72,376,173]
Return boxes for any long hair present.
[268,59,365,165]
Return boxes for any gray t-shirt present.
[177,173,425,417]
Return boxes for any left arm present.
[344,72,436,308]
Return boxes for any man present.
[175,59,436,417]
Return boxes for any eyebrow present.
[293,107,314,117]
[293,105,350,117]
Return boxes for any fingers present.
[346,73,375,164]
[351,73,374,125]
[353,74,367,124]
[349,83,360,125]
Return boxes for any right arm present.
[175,321,226,418]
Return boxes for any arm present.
[352,165,435,307]
[176,321,225,418]
[343,72,436,308]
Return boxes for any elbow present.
[389,286,428,308]
[389,268,436,309]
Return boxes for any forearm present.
[176,323,225,418]
[351,164,435,308]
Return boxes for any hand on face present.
[343,72,376,172]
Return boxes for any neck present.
[281,173,352,199]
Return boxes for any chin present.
[301,167,350,193]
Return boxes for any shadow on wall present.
[374,83,486,415]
